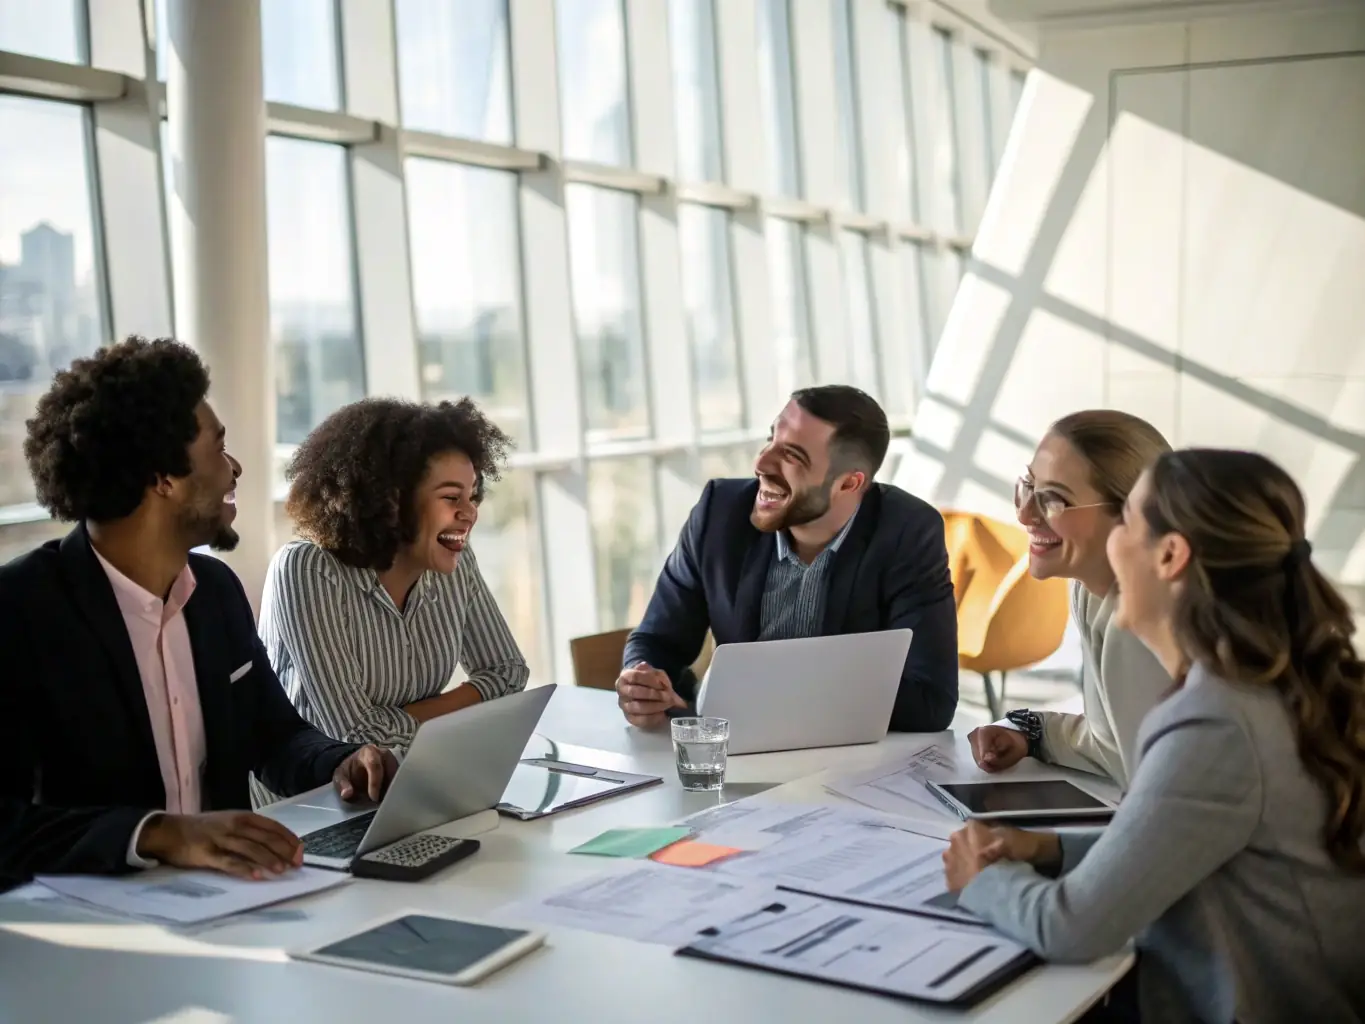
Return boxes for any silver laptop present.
[696,631,912,755]
[265,685,555,870]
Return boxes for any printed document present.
[708,821,980,925]
[825,744,963,821]
[497,864,778,946]
[678,799,933,850]
[678,893,1030,1004]
[36,867,349,925]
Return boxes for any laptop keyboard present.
[302,810,377,859]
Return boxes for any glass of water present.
[671,717,730,792]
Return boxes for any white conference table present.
[0,686,1130,1024]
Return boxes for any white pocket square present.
[228,662,252,683]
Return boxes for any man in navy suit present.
[0,337,397,888]
[616,385,958,733]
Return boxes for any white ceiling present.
[989,0,1358,28]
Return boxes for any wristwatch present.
[1005,708,1044,760]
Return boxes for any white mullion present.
[338,0,420,401]
[871,231,914,420]
[510,0,596,678]
[788,0,840,208]
[88,0,173,341]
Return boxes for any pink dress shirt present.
[94,549,207,817]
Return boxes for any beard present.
[178,481,240,552]
[751,477,834,533]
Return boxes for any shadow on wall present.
[897,14,1365,608]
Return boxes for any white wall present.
[897,3,1365,603]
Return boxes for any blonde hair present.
[1049,410,1171,505]
[1143,449,1365,872]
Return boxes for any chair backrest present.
[942,510,1021,653]
[569,628,632,690]
[568,628,718,690]
[963,554,1070,672]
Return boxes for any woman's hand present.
[967,725,1030,772]
[942,821,1062,891]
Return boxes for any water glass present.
[671,717,730,792]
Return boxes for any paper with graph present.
[36,866,348,925]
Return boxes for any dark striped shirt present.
[258,540,528,751]
[757,507,859,641]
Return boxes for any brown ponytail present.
[1142,449,1365,871]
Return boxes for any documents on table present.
[35,867,349,925]
[825,744,963,823]
[708,820,980,926]
[498,759,663,820]
[677,892,1033,1006]
[497,864,779,946]
[678,800,939,849]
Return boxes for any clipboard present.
[495,759,663,821]
[672,895,1038,1007]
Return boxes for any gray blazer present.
[958,662,1365,1024]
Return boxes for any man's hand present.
[616,661,687,729]
[333,744,400,802]
[967,725,1030,772]
[137,811,303,880]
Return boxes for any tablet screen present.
[312,915,530,976]
[937,780,1108,814]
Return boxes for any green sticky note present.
[569,827,694,858]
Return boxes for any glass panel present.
[755,0,800,197]
[588,457,660,631]
[928,28,962,234]
[471,469,547,683]
[830,0,863,209]
[0,518,69,562]
[0,0,83,63]
[406,159,529,449]
[262,0,341,109]
[0,98,104,510]
[838,231,880,398]
[555,0,631,165]
[677,204,743,434]
[265,137,364,450]
[890,7,919,223]
[564,184,649,441]
[897,242,933,393]
[700,443,755,481]
[395,0,513,144]
[668,0,724,182]
[925,246,960,342]
[764,217,815,400]
[975,49,996,178]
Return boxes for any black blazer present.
[624,479,960,732]
[0,524,358,887]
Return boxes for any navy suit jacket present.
[624,479,959,732]
[0,524,358,888]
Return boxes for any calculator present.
[349,834,481,882]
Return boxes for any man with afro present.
[0,336,398,888]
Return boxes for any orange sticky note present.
[649,840,743,868]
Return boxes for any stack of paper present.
[36,867,349,926]
[824,743,963,822]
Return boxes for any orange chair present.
[942,510,1070,719]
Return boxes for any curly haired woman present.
[257,398,529,764]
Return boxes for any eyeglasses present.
[1015,476,1115,522]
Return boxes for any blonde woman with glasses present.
[968,411,1172,787]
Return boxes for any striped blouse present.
[258,539,529,752]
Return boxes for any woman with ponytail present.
[942,449,1365,1023]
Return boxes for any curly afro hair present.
[24,336,210,523]
[285,397,513,570]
